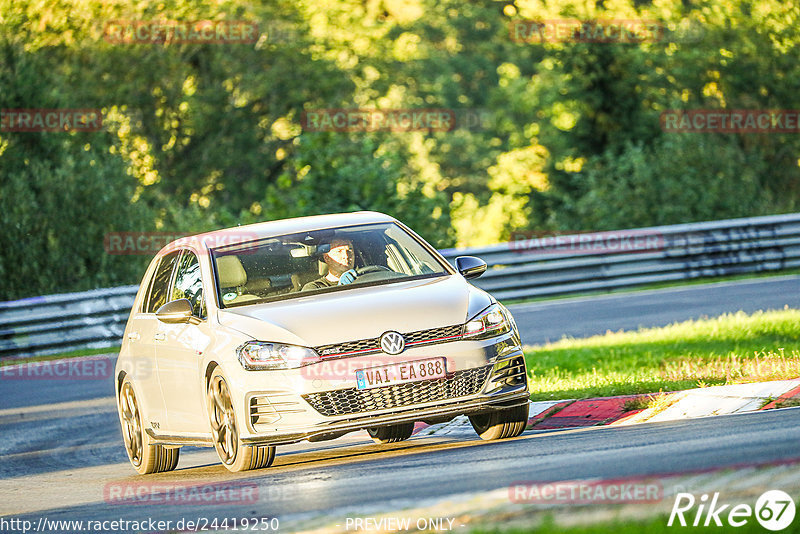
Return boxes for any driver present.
[302,239,355,290]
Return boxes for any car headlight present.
[463,303,513,339]
[237,341,321,370]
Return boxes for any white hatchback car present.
[115,212,529,474]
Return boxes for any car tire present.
[469,404,529,441]
[367,422,415,444]
[207,368,276,472]
[118,377,180,475]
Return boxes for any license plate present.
[355,357,447,390]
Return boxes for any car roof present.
[158,211,397,256]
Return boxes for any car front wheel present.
[469,404,528,440]
[207,368,275,472]
[118,377,180,475]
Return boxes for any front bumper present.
[235,331,529,446]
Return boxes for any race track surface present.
[2,275,799,530]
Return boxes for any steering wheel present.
[355,265,392,276]
[338,265,393,285]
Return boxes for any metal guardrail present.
[2,213,799,359]
[440,212,800,302]
[0,286,138,358]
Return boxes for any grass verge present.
[470,513,777,533]
[524,309,800,401]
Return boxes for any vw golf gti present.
[115,212,530,473]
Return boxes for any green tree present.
[257,133,453,247]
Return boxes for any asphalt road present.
[6,409,800,529]
[1,275,799,531]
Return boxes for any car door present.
[154,249,212,434]
[131,250,180,431]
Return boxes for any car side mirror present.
[455,256,487,279]
[156,299,201,325]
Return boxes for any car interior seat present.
[216,255,261,305]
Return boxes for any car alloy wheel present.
[208,373,239,465]
[120,381,143,466]
[118,377,180,475]
[206,368,276,472]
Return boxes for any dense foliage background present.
[1,0,798,299]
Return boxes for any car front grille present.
[404,324,464,344]
[315,324,464,358]
[302,364,492,417]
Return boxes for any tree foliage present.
[1,0,798,298]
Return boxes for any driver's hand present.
[338,269,357,285]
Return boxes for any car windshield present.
[211,222,450,307]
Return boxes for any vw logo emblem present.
[380,331,405,355]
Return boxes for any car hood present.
[216,275,493,347]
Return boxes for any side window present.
[145,251,180,313]
[172,251,206,319]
